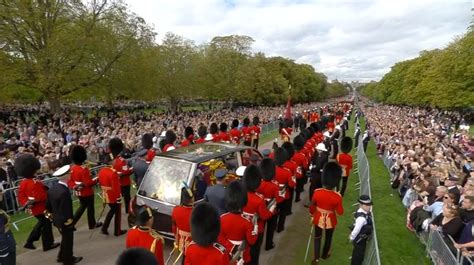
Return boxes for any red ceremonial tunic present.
[146,149,156,163]
[126,226,164,265]
[283,160,298,181]
[195,138,206,144]
[257,180,284,204]
[163,144,176,152]
[68,164,96,197]
[275,166,296,200]
[250,125,261,139]
[171,205,193,249]
[98,167,121,204]
[309,188,343,229]
[18,178,47,216]
[337,153,353,177]
[220,212,257,262]
[327,121,335,133]
[292,151,309,173]
[212,134,221,142]
[184,242,230,265]
[280,127,292,142]
[218,132,231,143]
[113,156,133,187]
[241,126,251,143]
[181,139,192,147]
[229,128,242,144]
[242,192,273,234]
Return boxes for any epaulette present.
[213,242,226,254]
[150,229,164,242]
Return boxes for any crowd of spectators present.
[362,103,474,258]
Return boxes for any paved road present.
[17,135,308,265]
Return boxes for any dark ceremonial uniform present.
[47,181,77,264]
[126,226,164,265]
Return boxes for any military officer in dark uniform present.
[204,169,228,216]
[0,209,15,265]
[47,166,82,265]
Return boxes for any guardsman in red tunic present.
[126,207,164,265]
[210,123,221,142]
[229,120,242,145]
[68,145,102,230]
[221,181,258,264]
[274,148,296,233]
[281,142,298,213]
[219,123,231,143]
[110,138,133,214]
[337,137,353,197]
[251,117,261,149]
[98,158,126,236]
[292,135,309,203]
[162,130,177,152]
[185,203,230,265]
[195,126,208,144]
[142,134,156,163]
[242,165,275,264]
[241,118,252,146]
[170,187,194,263]
[181,126,195,147]
[280,119,293,142]
[16,154,59,251]
[309,162,344,264]
[257,158,284,251]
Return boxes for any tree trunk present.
[169,97,179,114]
[48,97,61,114]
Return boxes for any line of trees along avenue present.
[0,0,345,113]
[360,27,474,109]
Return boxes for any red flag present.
[284,94,292,120]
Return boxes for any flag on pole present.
[284,85,292,120]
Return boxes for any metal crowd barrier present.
[260,120,279,137]
[380,151,473,264]
[355,135,382,265]
[5,164,106,231]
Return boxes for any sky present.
[125,0,472,82]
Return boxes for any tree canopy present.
[361,30,474,109]
[0,1,341,112]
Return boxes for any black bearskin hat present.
[225,181,248,213]
[108,138,124,157]
[180,187,194,206]
[136,206,156,226]
[274,147,288,166]
[322,162,342,189]
[197,126,207,138]
[117,248,158,265]
[14,154,41,178]
[191,202,220,246]
[281,142,295,159]
[70,145,87,165]
[165,130,177,144]
[184,126,194,139]
[243,117,250,126]
[219,122,228,132]
[142,134,153,150]
[310,122,321,133]
[231,119,239,129]
[252,116,260,126]
[284,118,293,128]
[260,158,276,181]
[293,135,305,151]
[209,123,218,134]
[243,164,262,192]
[341,137,353,154]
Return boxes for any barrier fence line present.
[381,151,474,265]
[356,134,381,265]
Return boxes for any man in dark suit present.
[47,166,82,265]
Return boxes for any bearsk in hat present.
[190,202,220,246]
[14,154,41,178]
[322,162,342,189]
